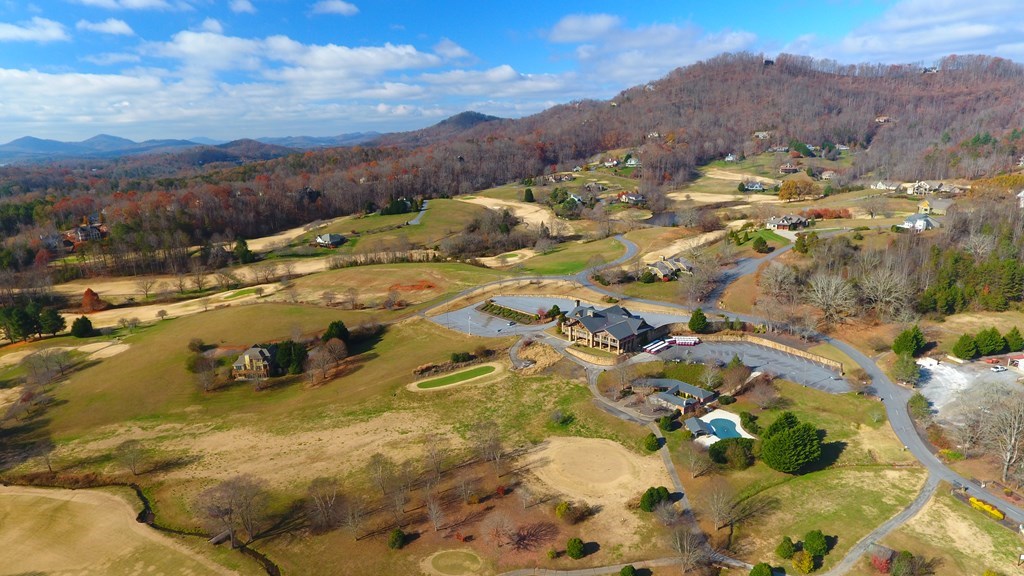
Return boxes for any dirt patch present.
[518,437,670,548]
[517,342,564,376]
[642,230,726,263]
[0,385,22,412]
[0,485,238,575]
[406,362,506,393]
[703,168,780,185]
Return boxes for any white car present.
[991,365,1008,373]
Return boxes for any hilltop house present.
[910,181,941,195]
[766,214,809,230]
[779,163,800,174]
[646,256,693,280]
[899,213,940,232]
[625,157,641,168]
[743,181,765,192]
[315,233,345,248]
[918,198,953,215]
[231,346,274,379]
[871,181,901,191]
[563,303,655,354]
[641,378,717,413]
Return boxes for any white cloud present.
[549,13,621,43]
[230,0,255,14]
[147,30,261,72]
[311,0,358,16]
[82,52,142,65]
[198,18,222,33]
[434,37,470,60]
[76,18,135,35]
[0,17,68,42]
[830,0,1024,62]
[76,0,175,8]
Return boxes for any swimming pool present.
[708,418,741,439]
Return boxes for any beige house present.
[563,304,654,354]
[231,346,273,379]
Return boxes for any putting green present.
[415,365,496,389]
[429,550,483,576]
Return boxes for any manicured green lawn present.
[416,365,496,389]
[520,237,625,275]
[224,287,258,300]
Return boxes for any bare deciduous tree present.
[860,267,912,321]
[306,477,342,533]
[366,452,395,496]
[759,262,797,303]
[425,493,445,531]
[321,290,336,306]
[982,387,1024,482]
[471,419,504,473]
[117,439,145,475]
[196,475,269,547]
[705,485,737,530]
[423,433,449,478]
[323,338,348,364]
[135,277,157,299]
[748,381,781,410]
[670,527,709,572]
[341,494,365,540]
[685,448,714,478]
[806,272,857,326]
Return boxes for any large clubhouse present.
[563,303,656,353]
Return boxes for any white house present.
[744,181,765,191]
[315,233,345,247]
[1017,190,1024,208]
[753,131,771,140]
[899,213,940,232]
[625,157,641,168]
[871,181,901,191]
[724,153,737,162]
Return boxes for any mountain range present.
[0,131,382,165]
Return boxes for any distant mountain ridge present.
[0,131,382,164]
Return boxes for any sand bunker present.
[703,168,780,185]
[520,437,671,546]
[459,197,557,230]
[642,230,726,263]
[476,249,538,268]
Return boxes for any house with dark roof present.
[641,378,717,409]
[646,256,693,280]
[766,214,809,230]
[231,346,274,379]
[563,303,655,353]
[315,233,345,248]
[918,198,953,215]
[684,417,715,437]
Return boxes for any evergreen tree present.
[761,422,822,473]
[39,308,66,336]
[891,353,921,385]
[752,236,770,253]
[803,529,828,557]
[750,564,773,576]
[763,411,799,439]
[892,325,926,357]
[523,188,535,202]
[322,320,350,343]
[688,308,709,334]
[70,315,93,338]
[951,333,979,360]
[1007,326,1024,352]
[975,327,1007,356]
[233,238,255,264]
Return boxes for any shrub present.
[658,415,674,431]
[775,535,796,559]
[620,565,637,576]
[387,528,405,549]
[740,411,761,434]
[322,320,350,343]
[70,315,93,338]
[870,553,892,573]
[555,500,571,519]
[639,270,657,283]
[908,393,932,421]
[639,486,671,512]
[547,548,559,559]
[804,529,828,557]
[187,338,205,353]
[969,496,1005,520]
[792,550,814,574]
[750,563,774,576]
[719,394,736,405]
[643,432,661,452]
[450,351,472,363]
[708,437,754,469]
[566,537,585,559]
[752,236,770,253]
[550,409,574,426]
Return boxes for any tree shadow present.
[803,438,847,473]
[255,500,308,542]
[146,454,202,474]
[0,417,54,473]
[581,541,601,557]
[825,534,838,555]
[733,494,780,525]
[508,522,558,551]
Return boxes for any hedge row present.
[480,302,540,324]
[970,496,1005,520]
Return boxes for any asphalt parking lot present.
[654,342,849,393]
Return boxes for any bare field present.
[458,196,562,231]
[0,485,247,575]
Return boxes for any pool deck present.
[694,408,756,447]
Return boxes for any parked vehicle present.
[991,365,1008,372]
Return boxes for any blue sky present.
[0,0,1020,142]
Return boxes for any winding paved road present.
[427,232,1022,574]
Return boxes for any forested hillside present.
[2,52,1024,277]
